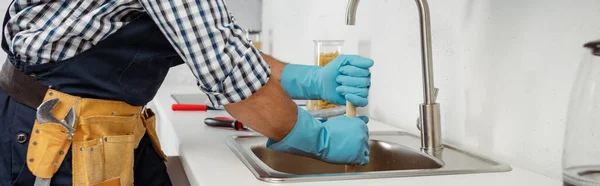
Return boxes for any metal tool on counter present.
[34,98,76,186]
[200,101,341,131]
[204,115,329,131]
[204,117,247,130]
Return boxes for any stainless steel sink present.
[252,139,443,175]
[226,131,511,183]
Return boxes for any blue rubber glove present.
[267,106,370,165]
[281,55,374,107]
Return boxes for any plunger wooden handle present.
[346,101,356,117]
[345,101,357,172]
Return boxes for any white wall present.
[225,0,262,31]
[261,0,600,179]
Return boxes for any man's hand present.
[267,107,370,165]
[280,55,374,107]
[225,53,371,165]
[318,55,374,107]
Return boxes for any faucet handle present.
[417,88,439,131]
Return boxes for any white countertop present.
[150,86,561,186]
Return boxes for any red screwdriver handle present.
[171,104,207,111]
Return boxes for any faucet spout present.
[345,0,360,25]
[345,0,443,152]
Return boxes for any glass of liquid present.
[563,40,600,186]
[306,40,344,111]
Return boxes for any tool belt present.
[0,62,167,186]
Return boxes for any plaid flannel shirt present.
[3,0,270,105]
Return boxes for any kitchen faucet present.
[346,0,443,152]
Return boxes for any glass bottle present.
[307,40,344,111]
[563,40,600,186]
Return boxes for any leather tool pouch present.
[141,109,168,161]
[25,90,166,186]
[26,120,73,179]
[72,114,138,186]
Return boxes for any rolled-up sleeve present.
[138,0,270,105]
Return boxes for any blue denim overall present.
[0,11,184,186]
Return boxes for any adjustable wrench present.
[33,98,76,186]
